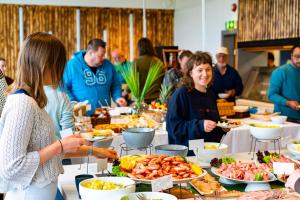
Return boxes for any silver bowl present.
[93,137,113,148]
[155,144,188,156]
[122,128,155,149]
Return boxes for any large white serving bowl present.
[249,123,282,140]
[194,142,228,162]
[271,116,287,124]
[287,143,300,157]
[79,177,135,200]
[122,192,177,200]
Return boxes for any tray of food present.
[237,189,300,200]
[211,161,276,183]
[94,124,128,133]
[250,112,280,121]
[112,155,206,184]
[190,174,227,195]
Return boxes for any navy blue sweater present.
[211,64,243,102]
[166,87,226,155]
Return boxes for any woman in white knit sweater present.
[0,32,117,199]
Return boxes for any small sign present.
[189,139,204,151]
[273,162,295,175]
[60,128,73,139]
[86,104,92,111]
[97,158,108,172]
[151,175,173,192]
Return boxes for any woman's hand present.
[93,147,118,161]
[204,120,217,132]
[61,134,91,153]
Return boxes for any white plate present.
[129,170,207,184]
[122,192,177,200]
[217,121,242,129]
[211,167,277,184]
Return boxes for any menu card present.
[151,175,173,192]
[189,139,204,151]
[273,162,295,175]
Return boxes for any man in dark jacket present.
[211,47,243,102]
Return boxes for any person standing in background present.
[0,57,14,85]
[132,38,164,103]
[44,86,75,140]
[163,50,192,94]
[268,45,300,123]
[267,52,276,68]
[111,48,131,84]
[64,39,127,115]
[111,48,133,105]
[211,47,243,102]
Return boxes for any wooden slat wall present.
[146,9,174,48]
[238,0,300,42]
[0,5,19,79]
[80,8,174,59]
[0,5,174,77]
[23,5,76,59]
[79,7,105,51]
[131,9,174,57]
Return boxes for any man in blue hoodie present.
[268,45,300,122]
[64,39,127,115]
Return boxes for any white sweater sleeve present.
[0,95,40,191]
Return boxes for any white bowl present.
[234,106,249,113]
[218,93,229,99]
[249,123,282,140]
[271,116,287,124]
[122,192,177,200]
[79,177,135,200]
[194,142,228,162]
[287,143,300,157]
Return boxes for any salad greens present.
[112,165,127,177]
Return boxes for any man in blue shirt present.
[211,47,243,102]
[64,39,127,115]
[268,45,300,122]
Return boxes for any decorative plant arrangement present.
[118,61,164,113]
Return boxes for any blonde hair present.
[9,32,66,108]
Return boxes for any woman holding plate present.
[166,52,230,155]
[0,32,117,200]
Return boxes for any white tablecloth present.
[222,119,300,154]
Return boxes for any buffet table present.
[222,119,300,153]
[108,118,300,155]
[58,151,296,200]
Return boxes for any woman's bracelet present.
[58,140,64,154]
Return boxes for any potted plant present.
[118,61,164,114]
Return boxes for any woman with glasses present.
[166,52,229,155]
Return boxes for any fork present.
[136,193,148,200]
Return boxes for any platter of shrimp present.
[112,155,206,184]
